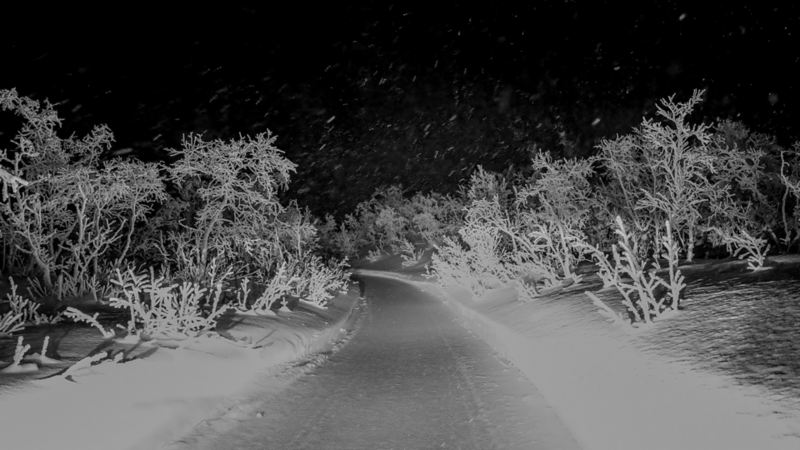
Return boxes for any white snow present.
[0,290,361,450]
[357,268,800,450]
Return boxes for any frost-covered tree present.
[0,89,166,300]
[514,150,596,281]
[433,154,596,301]
[165,132,297,282]
[598,90,717,261]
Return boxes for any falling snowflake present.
[768,93,779,106]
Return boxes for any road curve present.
[186,276,581,450]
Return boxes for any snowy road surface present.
[179,276,580,450]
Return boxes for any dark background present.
[2,2,799,214]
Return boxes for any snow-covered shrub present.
[704,120,800,256]
[0,278,63,336]
[431,168,516,296]
[245,261,298,313]
[711,226,770,271]
[106,267,229,340]
[514,151,596,283]
[597,90,717,261]
[318,185,465,259]
[4,278,62,325]
[159,133,333,316]
[164,132,297,285]
[316,214,358,259]
[446,153,594,300]
[405,192,464,245]
[372,205,408,251]
[290,255,349,307]
[238,253,348,313]
[275,201,319,261]
[400,240,427,267]
[585,217,685,326]
[0,89,166,300]
[463,196,561,290]
[432,223,516,297]
[692,121,778,263]
[431,156,595,301]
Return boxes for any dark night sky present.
[2,1,800,210]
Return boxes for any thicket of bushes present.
[3,88,799,334]
[0,89,348,340]
[322,90,800,325]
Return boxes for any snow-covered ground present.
[355,254,800,450]
[4,252,796,450]
[0,286,362,450]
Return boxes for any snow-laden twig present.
[12,336,30,366]
[63,307,116,339]
[0,336,38,374]
[0,310,24,337]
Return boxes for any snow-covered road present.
[176,275,581,449]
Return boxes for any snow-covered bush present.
[691,121,779,264]
[399,240,427,267]
[514,151,596,283]
[701,120,800,257]
[431,169,517,296]
[164,132,297,285]
[373,205,408,251]
[0,89,166,301]
[235,253,347,313]
[432,223,516,297]
[462,196,561,291]
[585,217,686,326]
[250,262,297,313]
[405,192,464,245]
[316,214,359,259]
[442,152,594,295]
[318,185,465,259]
[710,226,770,271]
[289,255,349,307]
[432,155,596,301]
[597,90,717,261]
[1,277,63,336]
[105,267,229,340]
[5,278,62,325]
[158,132,341,315]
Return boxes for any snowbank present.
[0,287,363,450]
